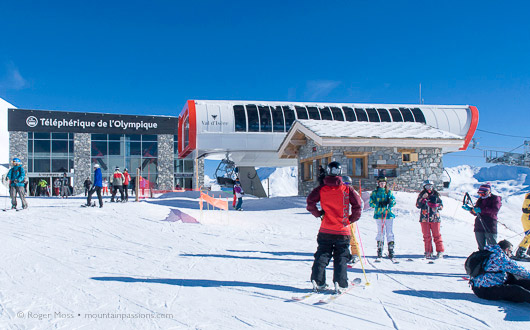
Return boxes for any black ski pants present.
[472,273,530,303]
[123,183,128,201]
[87,186,103,207]
[111,185,124,202]
[311,233,351,288]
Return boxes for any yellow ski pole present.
[351,223,371,286]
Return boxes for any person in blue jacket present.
[6,158,28,209]
[86,163,103,208]
[470,239,530,303]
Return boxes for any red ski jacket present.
[306,176,362,236]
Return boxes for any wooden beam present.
[289,139,307,146]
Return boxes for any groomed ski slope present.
[1,185,529,329]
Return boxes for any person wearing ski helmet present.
[306,162,363,293]
[470,239,530,303]
[122,168,131,202]
[86,163,103,207]
[465,183,502,250]
[342,175,361,265]
[6,158,28,209]
[234,179,244,210]
[369,176,396,258]
[515,193,530,260]
[416,180,444,259]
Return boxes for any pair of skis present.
[290,278,363,304]
[375,255,399,264]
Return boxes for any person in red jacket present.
[122,168,131,202]
[306,161,363,293]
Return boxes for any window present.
[295,106,309,119]
[27,132,74,173]
[355,108,368,121]
[330,107,345,121]
[233,105,247,132]
[342,107,357,121]
[246,105,260,132]
[346,154,368,178]
[283,106,296,130]
[258,106,272,132]
[399,108,414,122]
[307,107,320,120]
[389,108,403,122]
[271,106,285,132]
[377,109,391,122]
[402,152,418,162]
[411,108,426,123]
[302,161,313,181]
[319,107,333,120]
[366,108,380,122]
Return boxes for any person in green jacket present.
[369,176,397,258]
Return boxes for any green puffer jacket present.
[369,187,396,219]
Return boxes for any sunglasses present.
[424,184,433,189]
[478,191,488,196]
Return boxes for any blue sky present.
[1,1,530,176]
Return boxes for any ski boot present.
[333,282,348,294]
[349,254,360,264]
[436,251,444,259]
[377,241,384,258]
[388,241,395,259]
[515,247,530,260]
[312,280,328,292]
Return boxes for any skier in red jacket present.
[306,161,363,293]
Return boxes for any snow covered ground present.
[1,166,530,329]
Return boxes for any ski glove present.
[473,207,481,214]
[462,205,472,211]
[319,210,325,221]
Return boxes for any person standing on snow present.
[6,158,28,210]
[464,184,502,250]
[342,176,362,265]
[416,180,445,259]
[86,164,103,208]
[83,177,92,196]
[514,193,530,260]
[60,172,70,198]
[111,167,125,202]
[234,179,244,211]
[470,239,530,303]
[306,162,362,293]
[122,168,131,202]
[53,178,61,196]
[369,176,397,258]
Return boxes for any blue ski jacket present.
[6,165,26,187]
[94,168,103,187]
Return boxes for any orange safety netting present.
[200,192,228,211]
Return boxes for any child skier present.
[369,176,396,259]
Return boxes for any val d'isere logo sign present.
[26,116,38,127]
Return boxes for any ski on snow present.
[315,278,363,305]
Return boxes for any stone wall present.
[196,157,204,189]
[73,133,91,195]
[9,131,28,173]
[157,134,174,190]
[297,138,444,196]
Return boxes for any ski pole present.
[353,222,371,286]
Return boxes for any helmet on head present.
[342,175,352,185]
[124,168,128,171]
[377,176,387,183]
[115,166,120,171]
[12,158,21,165]
[326,162,342,176]
[93,164,100,168]
[423,180,434,188]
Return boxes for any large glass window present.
[330,107,345,121]
[295,106,309,119]
[319,107,333,120]
[283,106,296,130]
[355,108,368,121]
[258,106,272,132]
[389,108,403,122]
[27,132,74,173]
[246,105,260,132]
[399,108,415,122]
[271,106,285,132]
[343,107,356,121]
[411,108,426,123]
[366,108,380,122]
[307,106,320,120]
[233,105,247,132]
[377,109,391,122]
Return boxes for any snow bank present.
[258,166,298,197]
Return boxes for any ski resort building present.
[5,100,478,196]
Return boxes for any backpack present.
[465,250,493,277]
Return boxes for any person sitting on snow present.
[470,239,530,303]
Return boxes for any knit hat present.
[478,184,491,194]
[377,176,387,182]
